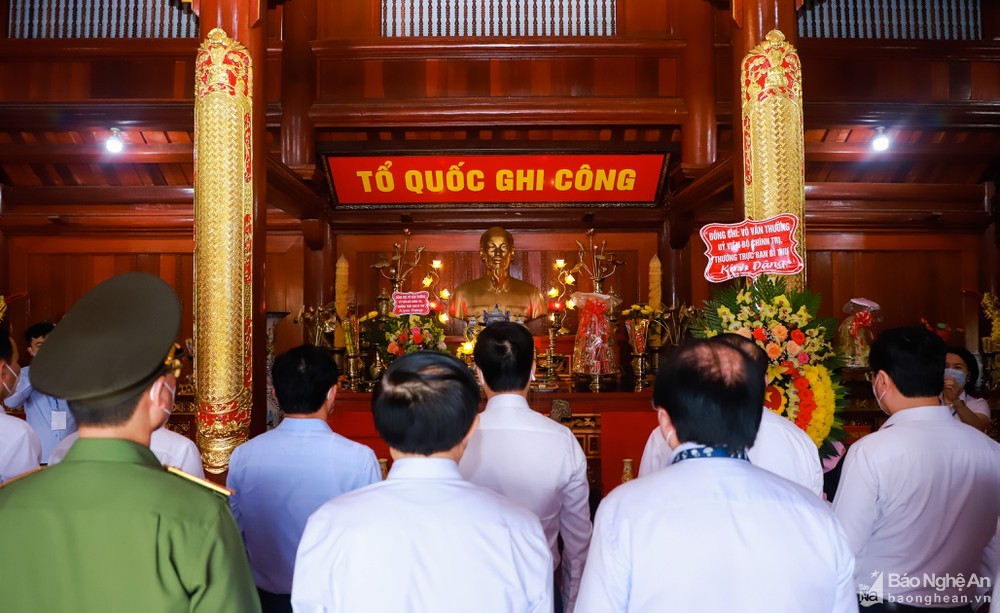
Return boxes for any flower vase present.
[624,318,651,391]
[368,350,386,382]
[571,292,622,391]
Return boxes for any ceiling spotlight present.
[871,127,890,152]
[105,128,124,153]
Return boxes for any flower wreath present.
[693,277,847,455]
[373,314,448,362]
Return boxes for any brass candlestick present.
[542,313,559,384]
[630,352,647,393]
[342,305,365,391]
[590,373,602,393]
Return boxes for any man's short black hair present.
[0,334,13,362]
[24,321,55,346]
[712,333,769,374]
[945,345,979,396]
[473,322,534,392]
[272,344,339,415]
[869,326,945,398]
[653,339,763,453]
[372,351,479,456]
[69,387,145,428]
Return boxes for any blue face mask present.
[944,368,967,388]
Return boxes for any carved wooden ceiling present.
[3,124,997,192]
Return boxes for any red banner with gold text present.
[325,154,666,205]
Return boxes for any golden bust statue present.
[450,227,546,321]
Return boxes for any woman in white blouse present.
[943,346,992,431]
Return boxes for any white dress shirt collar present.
[483,392,532,413]
[276,416,333,433]
[880,404,952,429]
[388,457,463,481]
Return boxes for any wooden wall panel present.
[265,233,307,356]
[2,231,306,368]
[336,231,658,335]
[4,235,195,366]
[0,40,283,105]
[311,41,686,122]
[689,232,983,350]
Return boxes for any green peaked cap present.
[32,272,181,409]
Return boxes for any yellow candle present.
[431,259,443,270]
[566,298,577,310]
[555,259,566,269]
[547,287,559,298]
[334,254,349,347]
[438,313,450,324]
[440,288,451,299]
[422,275,433,287]
[565,273,575,285]
[649,254,662,310]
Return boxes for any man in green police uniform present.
[0,272,260,613]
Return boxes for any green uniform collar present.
[62,438,162,469]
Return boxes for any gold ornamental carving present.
[193,28,254,474]
[740,30,806,291]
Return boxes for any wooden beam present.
[669,157,734,217]
[0,143,193,164]
[715,101,1000,129]
[805,140,1000,162]
[328,207,667,233]
[805,182,991,206]
[311,98,687,128]
[1,185,193,206]
[0,103,194,131]
[803,182,993,232]
[265,155,326,221]
[311,38,686,60]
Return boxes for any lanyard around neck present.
[672,445,749,465]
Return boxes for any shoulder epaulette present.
[165,465,233,497]
[0,465,45,488]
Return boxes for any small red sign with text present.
[392,291,431,316]
[700,214,804,283]
[326,154,666,205]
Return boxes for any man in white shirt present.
[577,338,856,613]
[4,322,77,463]
[459,322,592,612]
[0,334,41,483]
[48,425,205,477]
[228,345,380,613]
[834,327,1000,612]
[638,333,824,496]
[293,351,553,613]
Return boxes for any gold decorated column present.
[193,29,254,474]
[739,29,807,290]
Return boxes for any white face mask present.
[872,381,889,416]
[2,364,19,395]
[944,368,967,388]
[150,380,176,420]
